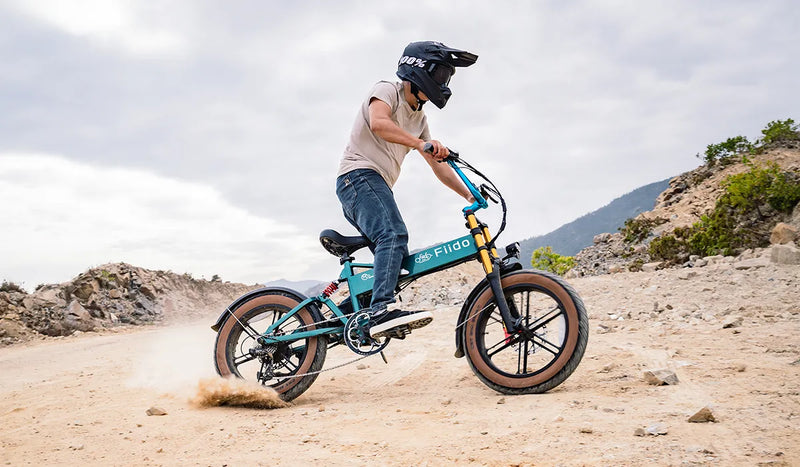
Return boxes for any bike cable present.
[455,157,508,249]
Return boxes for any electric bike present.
[211,146,589,401]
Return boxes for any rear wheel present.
[463,270,588,394]
[214,291,327,402]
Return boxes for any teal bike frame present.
[257,156,502,346]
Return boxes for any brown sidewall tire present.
[213,294,324,398]
[463,271,584,390]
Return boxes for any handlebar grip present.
[423,142,460,162]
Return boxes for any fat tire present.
[213,290,327,402]
[462,270,588,394]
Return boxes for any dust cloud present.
[191,377,289,409]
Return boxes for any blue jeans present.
[336,169,409,310]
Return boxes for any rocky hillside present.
[0,263,258,345]
[570,147,800,276]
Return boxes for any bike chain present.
[276,352,377,380]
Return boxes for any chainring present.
[343,311,390,356]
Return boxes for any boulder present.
[72,282,97,301]
[65,301,96,332]
[770,222,798,245]
[771,243,800,265]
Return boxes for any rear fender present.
[453,263,523,358]
[210,287,318,332]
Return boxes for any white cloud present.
[8,0,187,55]
[0,153,319,290]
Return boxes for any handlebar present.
[421,142,508,248]
[423,143,486,211]
[422,142,459,162]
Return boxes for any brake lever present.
[480,184,499,204]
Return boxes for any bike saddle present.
[319,229,372,257]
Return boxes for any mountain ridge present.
[516,177,671,263]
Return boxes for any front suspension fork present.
[486,263,520,333]
[467,212,519,333]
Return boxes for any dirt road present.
[2,264,799,466]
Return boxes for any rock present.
[109,289,122,299]
[496,397,506,405]
[579,426,593,433]
[146,407,167,416]
[634,427,647,437]
[771,243,800,265]
[72,281,98,300]
[678,270,697,280]
[642,262,661,273]
[643,369,679,385]
[65,301,96,332]
[645,423,668,435]
[593,233,612,244]
[734,258,769,270]
[688,406,717,423]
[734,363,747,372]
[704,255,725,265]
[722,316,743,329]
[770,222,798,245]
[138,285,157,300]
[356,364,368,370]
[595,323,613,334]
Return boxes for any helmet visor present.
[429,63,454,86]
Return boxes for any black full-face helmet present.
[396,41,478,109]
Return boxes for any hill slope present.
[517,177,671,262]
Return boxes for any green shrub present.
[531,246,576,276]
[699,135,753,166]
[722,162,800,216]
[759,119,800,146]
[619,217,666,244]
[767,170,800,213]
[648,235,686,262]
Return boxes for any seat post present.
[340,253,355,265]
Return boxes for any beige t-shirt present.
[337,81,431,188]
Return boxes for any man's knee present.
[374,227,408,248]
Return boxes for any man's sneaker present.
[369,309,433,339]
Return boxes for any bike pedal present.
[391,326,411,339]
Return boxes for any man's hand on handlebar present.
[419,140,449,161]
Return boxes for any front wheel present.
[462,270,588,394]
[213,291,327,402]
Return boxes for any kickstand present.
[380,351,389,364]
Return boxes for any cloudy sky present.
[1,1,798,290]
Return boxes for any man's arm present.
[368,99,448,159]
[421,152,475,202]
[369,98,473,202]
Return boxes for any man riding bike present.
[335,41,478,339]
